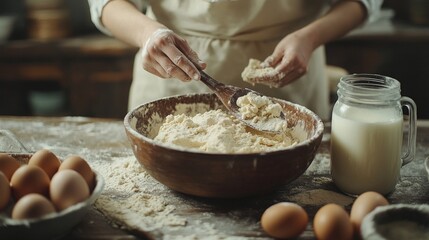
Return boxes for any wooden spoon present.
[199,70,285,133]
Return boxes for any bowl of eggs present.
[124,93,324,198]
[0,150,104,239]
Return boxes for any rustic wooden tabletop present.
[0,116,428,240]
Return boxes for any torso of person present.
[129,0,331,120]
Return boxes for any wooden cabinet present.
[0,35,138,119]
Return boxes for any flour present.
[241,59,285,87]
[154,109,299,154]
[305,153,331,175]
[92,156,188,231]
[91,156,248,239]
[236,92,286,132]
[395,180,422,197]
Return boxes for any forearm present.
[298,1,367,51]
[101,0,165,48]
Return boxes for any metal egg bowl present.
[0,153,104,240]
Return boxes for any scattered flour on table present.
[92,156,187,231]
[288,189,353,206]
[91,156,227,239]
[395,180,422,196]
[154,109,302,154]
[305,153,331,175]
[311,176,333,185]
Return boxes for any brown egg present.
[59,155,95,190]
[0,172,11,211]
[28,149,61,179]
[0,153,20,180]
[50,169,90,211]
[261,202,308,239]
[313,203,353,240]
[12,193,56,220]
[350,191,389,234]
[10,165,50,200]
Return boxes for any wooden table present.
[0,116,428,239]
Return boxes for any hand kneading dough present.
[241,59,284,86]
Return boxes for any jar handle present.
[400,96,417,166]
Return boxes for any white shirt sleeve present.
[88,0,145,35]
[357,0,384,23]
[329,0,383,23]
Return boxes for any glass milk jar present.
[330,74,417,196]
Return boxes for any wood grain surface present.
[0,116,428,240]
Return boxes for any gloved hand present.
[141,28,206,82]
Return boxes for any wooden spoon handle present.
[199,71,226,91]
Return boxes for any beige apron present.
[129,0,331,120]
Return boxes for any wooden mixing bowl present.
[124,93,324,198]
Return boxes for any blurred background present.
[0,0,428,119]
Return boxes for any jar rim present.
[340,74,400,89]
[337,74,401,105]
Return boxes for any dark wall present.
[0,0,97,40]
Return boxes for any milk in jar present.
[331,107,403,195]
[330,74,416,196]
